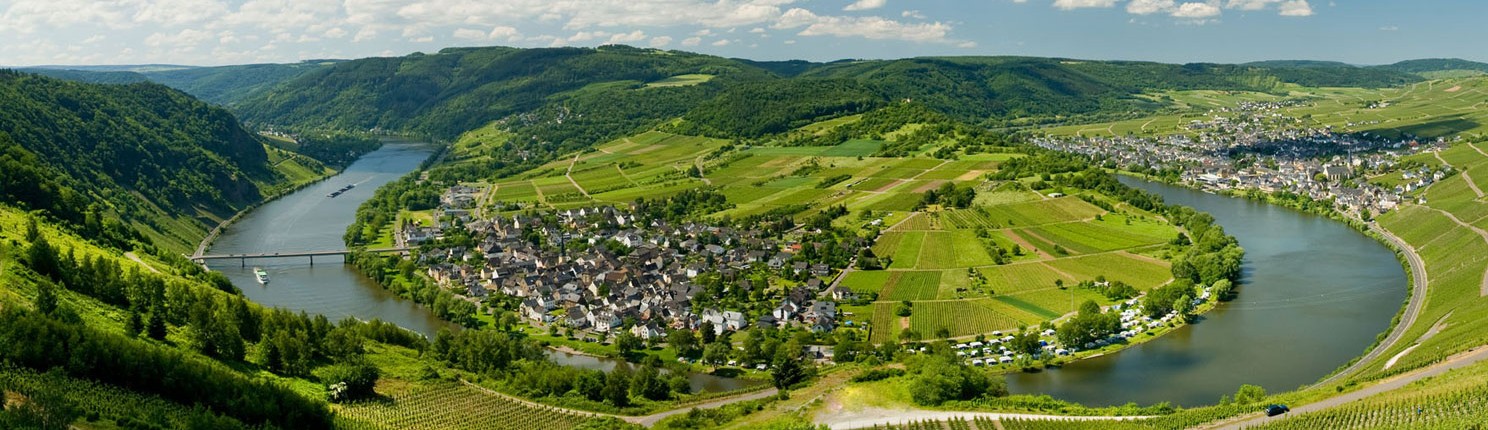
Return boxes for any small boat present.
[253,267,270,284]
[328,191,342,198]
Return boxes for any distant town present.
[1035,99,1456,219]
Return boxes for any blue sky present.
[0,0,1480,66]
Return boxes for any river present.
[207,141,450,337]
[1004,176,1407,407]
[206,141,758,393]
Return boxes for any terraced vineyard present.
[1372,140,1488,377]
[336,382,599,430]
[435,125,1180,346]
[1045,77,1488,139]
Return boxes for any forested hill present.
[1377,58,1488,77]
[234,45,777,140]
[232,46,1427,144]
[140,62,337,106]
[19,62,335,106]
[0,70,293,251]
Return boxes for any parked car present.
[1264,404,1290,417]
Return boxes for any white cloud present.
[1127,0,1175,15]
[843,0,887,11]
[775,8,960,44]
[1223,0,1312,16]
[681,36,703,46]
[1278,0,1313,16]
[324,27,349,39]
[749,27,766,33]
[453,28,488,41]
[711,38,732,46]
[488,26,520,41]
[1171,2,1221,18]
[144,28,212,48]
[566,31,608,42]
[131,0,228,26]
[1223,0,1278,10]
[1052,0,1119,10]
[606,30,648,44]
[901,10,926,19]
[648,35,673,47]
[1379,25,1398,32]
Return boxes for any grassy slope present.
[1043,77,1488,140]
[1371,142,1488,376]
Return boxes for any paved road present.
[1211,346,1488,429]
[633,387,780,427]
[1315,224,1429,386]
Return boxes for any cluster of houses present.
[1035,102,1454,217]
[408,193,851,343]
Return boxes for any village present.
[399,187,864,355]
[1034,100,1456,218]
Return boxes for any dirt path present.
[815,407,1153,430]
[1470,142,1488,158]
[1460,171,1486,198]
[884,212,921,232]
[1039,262,1079,281]
[693,154,713,186]
[615,165,640,186]
[123,252,161,274]
[1317,224,1431,384]
[873,179,905,193]
[1208,346,1488,430]
[564,153,592,198]
[635,388,781,427]
[999,231,1049,260]
[1422,206,1488,296]
[1387,312,1453,370]
[1434,151,1453,168]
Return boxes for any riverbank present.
[194,172,338,258]
[1113,171,1427,387]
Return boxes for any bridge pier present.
[309,255,313,266]
[241,257,246,268]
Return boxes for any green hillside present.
[0,70,328,252]
[1377,58,1488,78]
[235,45,777,140]
[234,47,1431,146]
[141,62,337,106]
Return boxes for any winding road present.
[1208,345,1488,429]
[1314,224,1429,385]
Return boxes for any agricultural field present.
[878,271,943,301]
[643,73,714,88]
[1044,77,1488,139]
[448,125,1180,344]
[336,381,599,430]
